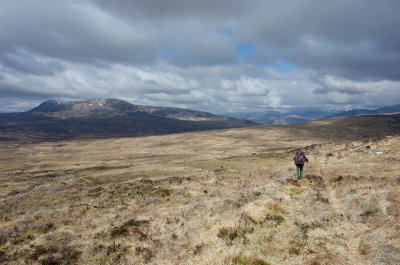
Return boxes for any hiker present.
[293,149,308,181]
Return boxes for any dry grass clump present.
[303,259,322,265]
[217,225,254,245]
[262,214,285,227]
[290,187,306,195]
[288,238,308,256]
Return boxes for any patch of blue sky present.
[256,59,303,72]
[162,47,177,59]
[235,43,254,61]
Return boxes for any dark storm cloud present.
[0,78,72,98]
[0,0,161,65]
[238,0,400,80]
[2,0,400,77]
[91,0,400,80]
[92,0,250,20]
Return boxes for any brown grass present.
[1,127,399,264]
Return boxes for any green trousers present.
[295,164,304,181]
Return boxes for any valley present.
[0,116,399,264]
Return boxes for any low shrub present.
[135,246,154,262]
[288,239,308,256]
[91,242,129,264]
[110,219,150,240]
[217,225,254,245]
[231,255,271,265]
[29,243,81,265]
[264,214,285,226]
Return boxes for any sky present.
[1,0,400,113]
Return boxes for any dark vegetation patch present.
[104,182,172,206]
[208,166,226,173]
[263,214,285,226]
[135,246,155,262]
[217,225,254,245]
[110,219,150,240]
[0,221,55,248]
[92,242,129,263]
[164,176,193,185]
[360,207,380,221]
[230,255,271,265]
[331,175,343,182]
[87,186,104,197]
[303,259,322,265]
[0,250,5,263]
[288,238,315,256]
[29,243,82,265]
[223,192,265,209]
[316,191,329,204]
[295,221,324,240]
[387,192,400,217]
[193,244,204,255]
[305,175,326,190]
[286,178,300,187]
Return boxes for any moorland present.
[0,114,399,264]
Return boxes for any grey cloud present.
[1,59,399,113]
[0,83,63,98]
[93,0,400,80]
[313,87,367,95]
[0,0,161,65]
[1,50,64,76]
[0,97,45,112]
[242,0,400,80]
[1,0,400,113]
[91,0,252,20]
[3,0,400,79]
[162,33,237,67]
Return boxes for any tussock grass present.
[230,255,271,265]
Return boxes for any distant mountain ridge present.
[225,108,328,125]
[29,98,220,121]
[0,98,256,142]
[226,104,400,125]
[322,104,400,119]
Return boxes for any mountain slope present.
[227,104,400,125]
[29,98,226,121]
[225,108,327,125]
[0,99,256,142]
[283,113,400,141]
[322,104,400,119]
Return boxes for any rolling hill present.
[282,113,400,141]
[0,98,256,142]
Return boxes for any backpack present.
[294,150,305,165]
